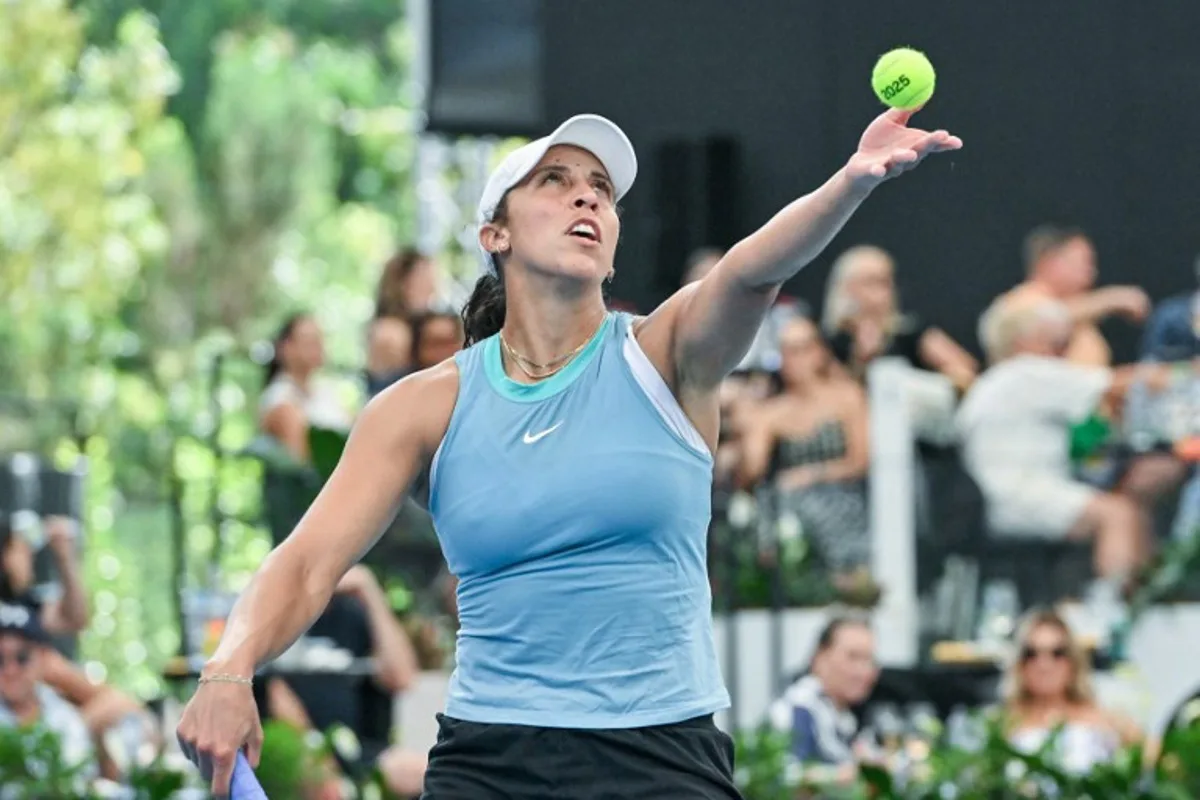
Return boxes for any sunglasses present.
[1020,645,1069,663]
[0,649,32,668]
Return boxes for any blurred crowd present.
[768,606,1148,790]
[4,223,1199,795]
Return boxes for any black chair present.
[974,536,1093,608]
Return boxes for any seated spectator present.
[365,315,414,399]
[374,248,441,318]
[411,310,464,370]
[1005,608,1142,774]
[1140,258,1200,362]
[0,514,89,636]
[959,295,1183,592]
[738,318,870,589]
[260,313,353,463]
[366,248,444,397]
[1,515,156,781]
[263,566,426,798]
[993,225,1149,367]
[768,615,879,783]
[0,602,96,778]
[822,245,977,391]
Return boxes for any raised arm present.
[178,361,457,794]
[645,109,961,395]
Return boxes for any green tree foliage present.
[81,0,408,150]
[3,0,415,695]
[0,1,177,399]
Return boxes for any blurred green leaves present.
[2,0,416,696]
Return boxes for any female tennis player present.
[177,109,960,798]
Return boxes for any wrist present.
[839,163,880,198]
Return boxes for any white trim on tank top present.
[621,322,710,458]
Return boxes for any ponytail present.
[463,194,511,347]
[461,269,506,347]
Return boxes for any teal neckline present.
[483,313,613,403]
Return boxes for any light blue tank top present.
[429,312,728,728]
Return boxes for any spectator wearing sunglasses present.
[0,601,96,776]
[1004,608,1142,774]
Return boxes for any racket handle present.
[230,750,267,799]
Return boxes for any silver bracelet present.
[198,673,253,687]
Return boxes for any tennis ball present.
[871,48,936,110]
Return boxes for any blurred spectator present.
[366,248,442,398]
[260,313,353,462]
[0,516,156,780]
[1140,256,1200,362]
[959,295,1182,585]
[412,310,465,370]
[365,315,414,399]
[0,514,89,635]
[768,614,879,781]
[994,225,1149,367]
[264,566,425,798]
[374,248,440,318]
[738,318,870,588]
[822,245,977,391]
[0,602,96,778]
[1005,608,1141,774]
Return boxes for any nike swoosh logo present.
[522,422,563,444]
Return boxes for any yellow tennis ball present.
[871,48,936,110]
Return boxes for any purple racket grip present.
[230,750,268,799]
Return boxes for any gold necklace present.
[499,316,604,380]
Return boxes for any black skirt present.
[420,713,744,800]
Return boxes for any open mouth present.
[567,220,600,243]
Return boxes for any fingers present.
[884,107,917,126]
[246,719,265,768]
[913,130,963,155]
[176,729,197,766]
[210,746,237,798]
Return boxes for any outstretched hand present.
[845,107,962,188]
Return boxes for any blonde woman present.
[1003,608,1142,774]
[822,245,977,390]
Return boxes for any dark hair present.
[1023,224,1087,273]
[376,248,428,318]
[263,312,311,387]
[462,196,511,347]
[809,612,871,669]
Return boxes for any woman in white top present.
[259,313,353,462]
[1004,608,1142,774]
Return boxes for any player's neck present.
[501,277,607,366]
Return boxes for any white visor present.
[475,114,637,275]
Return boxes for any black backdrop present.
[429,1,1200,361]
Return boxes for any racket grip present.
[230,750,268,799]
